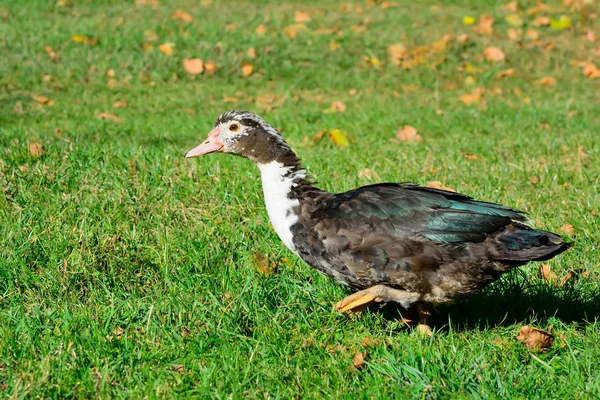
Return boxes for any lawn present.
[1,0,599,397]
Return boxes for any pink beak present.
[185,127,224,158]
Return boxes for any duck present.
[185,110,572,332]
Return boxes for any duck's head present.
[185,110,295,165]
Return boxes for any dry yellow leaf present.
[351,352,366,370]
[483,47,505,62]
[28,142,44,158]
[283,23,306,39]
[427,181,456,192]
[507,28,522,40]
[329,40,341,51]
[358,168,381,181]
[294,10,311,22]
[396,125,422,142]
[460,88,484,105]
[31,94,54,106]
[533,16,550,26]
[516,326,554,349]
[158,43,174,55]
[183,58,204,75]
[96,113,121,122]
[225,23,236,31]
[503,1,518,12]
[585,31,596,43]
[204,61,217,75]
[251,253,277,277]
[536,76,556,86]
[463,16,476,25]
[141,43,153,51]
[456,34,469,44]
[475,14,494,34]
[112,100,128,108]
[539,264,558,283]
[329,129,350,147]
[387,43,407,65]
[583,63,600,79]
[504,14,523,26]
[44,45,57,60]
[171,9,193,22]
[558,223,575,235]
[526,29,539,40]
[497,68,515,78]
[241,62,253,77]
[324,101,346,113]
[246,47,257,58]
[255,24,267,35]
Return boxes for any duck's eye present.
[229,123,240,132]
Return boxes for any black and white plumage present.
[186,110,572,330]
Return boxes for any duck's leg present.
[335,285,420,313]
[416,302,433,336]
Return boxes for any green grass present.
[1,0,599,397]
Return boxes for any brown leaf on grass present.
[539,264,558,283]
[183,58,204,75]
[358,168,381,181]
[539,121,550,129]
[395,125,422,142]
[427,181,455,192]
[225,23,236,31]
[158,43,174,55]
[530,176,540,185]
[557,270,589,286]
[516,326,554,349]
[96,113,121,122]
[328,40,341,51]
[32,94,55,106]
[172,364,184,374]
[583,63,600,79]
[255,24,267,35]
[503,1,519,12]
[246,47,257,58]
[497,68,515,78]
[171,9,193,22]
[28,142,44,158]
[558,223,575,235]
[585,31,596,43]
[283,24,307,39]
[505,14,523,26]
[475,14,494,34]
[324,101,346,113]
[387,43,408,65]
[536,76,556,86]
[483,47,505,62]
[351,352,366,370]
[526,29,540,40]
[294,10,311,22]
[112,100,128,108]
[533,16,550,26]
[141,43,153,51]
[241,62,253,77]
[462,152,479,161]
[507,28,522,40]
[204,61,217,75]
[457,34,469,44]
[44,45,57,60]
[251,253,277,277]
[71,35,98,46]
[460,88,484,104]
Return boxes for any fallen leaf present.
[44,45,57,60]
[283,24,307,39]
[457,33,469,44]
[71,34,97,46]
[141,43,153,51]
[585,31,596,43]
[475,14,494,34]
[463,16,476,25]
[225,23,236,31]
[96,113,121,122]
[503,1,519,12]
[329,129,350,147]
[255,24,267,35]
[28,142,44,158]
[516,326,554,349]
[583,63,600,79]
[144,30,158,42]
[241,62,253,77]
[358,168,381,181]
[172,364,184,374]
[328,40,341,51]
[530,176,540,185]
[246,47,257,58]
[497,68,515,78]
[294,10,311,22]
[550,16,571,30]
[183,58,203,75]
[204,61,217,75]
[539,121,550,129]
[536,76,556,86]
[533,16,550,26]
[171,9,193,22]
[557,270,588,286]
[351,352,366,370]
[427,181,456,192]
[324,100,346,113]
[461,152,479,161]
[112,100,128,108]
[558,223,575,235]
[251,253,277,277]
[505,14,523,26]
[507,28,522,40]
[31,94,54,106]
[158,43,174,55]
[387,43,407,65]
[526,29,540,40]
[483,47,505,62]
[395,125,422,142]
[539,264,558,283]
[460,88,484,104]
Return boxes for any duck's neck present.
[256,154,320,255]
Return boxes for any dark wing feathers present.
[317,183,525,245]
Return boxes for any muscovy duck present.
[186,110,572,331]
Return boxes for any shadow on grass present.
[375,272,600,331]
